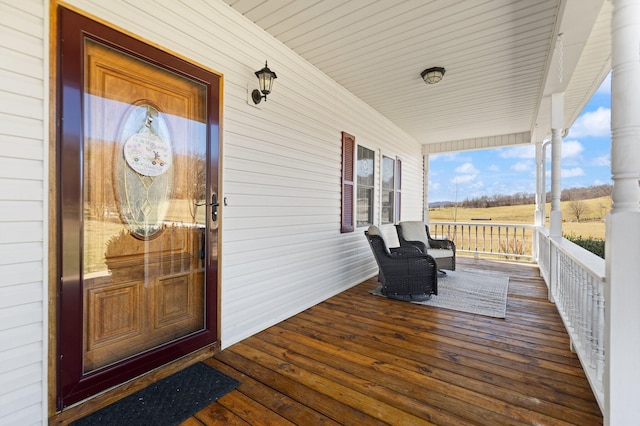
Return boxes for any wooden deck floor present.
[184,258,603,425]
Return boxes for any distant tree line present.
[437,184,612,208]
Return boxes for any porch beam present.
[605,0,640,424]
[422,132,531,155]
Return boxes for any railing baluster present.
[465,225,469,251]
[490,226,494,253]
[474,225,478,253]
[596,283,605,383]
[482,226,486,253]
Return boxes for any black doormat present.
[72,362,240,426]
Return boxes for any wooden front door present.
[56,8,221,408]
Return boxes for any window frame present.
[380,155,395,225]
[379,154,403,225]
[356,144,376,228]
[340,131,403,231]
[395,156,402,224]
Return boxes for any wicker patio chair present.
[396,221,456,271]
[364,225,438,301]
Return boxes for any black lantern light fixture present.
[252,61,278,104]
[421,67,446,84]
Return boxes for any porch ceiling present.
[224,0,611,151]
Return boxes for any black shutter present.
[341,132,355,233]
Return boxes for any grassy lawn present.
[428,196,610,240]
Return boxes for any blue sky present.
[428,74,612,203]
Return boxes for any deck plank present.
[187,258,603,425]
[204,358,342,426]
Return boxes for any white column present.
[605,1,640,424]
[534,141,546,227]
[549,93,564,238]
[423,154,430,223]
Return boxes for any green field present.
[428,196,610,240]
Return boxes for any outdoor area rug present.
[72,362,240,426]
[371,269,509,318]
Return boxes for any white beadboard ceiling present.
[224,0,611,151]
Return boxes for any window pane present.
[357,187,374,226]
[381,189,394,224]
[382,156,394,190]
[357,145,374,186]
[357,146,375,226]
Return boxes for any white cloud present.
[500,140,583,162]
[452,174,477,184]
[470,181,484,190]
[561,140,584,158]
[500,145,535,159]
[430,181,441,191]
[569,107,610,138]
[488,164,500,172]
[454,162,478,174]
[591,154,610,166]
[562,167,585,178]
[511,161,532,172]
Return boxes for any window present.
[381,156,395,224]
[357,145,375,226]
[341,132,401,230]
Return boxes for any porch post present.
[423,154,429,223]
[549,93,564,238]
[605,0,640,423]
[534,140,546,227]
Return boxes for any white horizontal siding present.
[0,384,43,425]
[59,0,424,352]
[0,0,46,424]
[0,305,43,332]
[0,0,424,421]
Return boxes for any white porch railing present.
[536,227,551,285]
[537,229,606,412]
[429,221,606,412]
[428,221,535,261]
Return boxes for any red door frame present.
[55,6,221,409]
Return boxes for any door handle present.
[210,194,219,222]
[195,193,220,221]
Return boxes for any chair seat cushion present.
[427,248,454,259]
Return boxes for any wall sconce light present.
[252,61,278,104]
[421,67,446,84]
